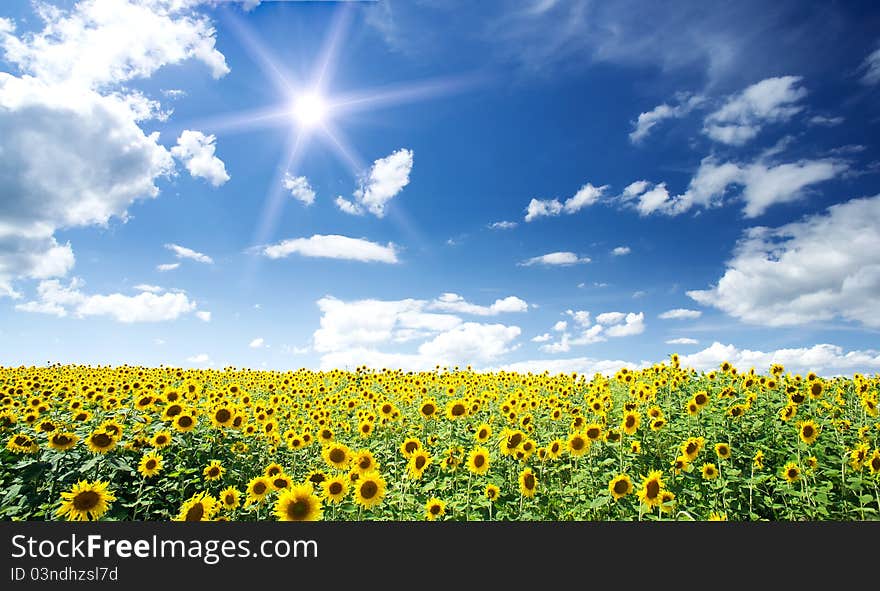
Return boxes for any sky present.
[1,0,879,376]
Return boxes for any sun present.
[292,92,328,129]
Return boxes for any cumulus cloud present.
[15,278,201,322]
[604,312,645,337]
[337,148,413,217]
[260,235,399,264]
[538,308,643,353]
[311,295,521,370]
[0,0,229,295]
[524,183,607,221]
[611,246,631,256]
[666,337,699,345]
[493,357,649,376]
[171,130,229,186]
[629,92,704,143]
[679,342,880,376]
[249,337,265,349]
[156,262,180,272]
[283,174,316,206]
[165,243,213,264]
[659,308,702,320]
[519,252,591,266]
[195,310,211,322]
[531,333,552,343]
[428,293,529,316]
[808,115,844,127]
[621,156,846,218]
[688,194,880,328]
[703,76,807,145]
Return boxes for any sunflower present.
[138,452,163,478]
[546,439,565,460]
[152,430,172,449]
[86,430,116,454]
[714,443,731,460]
[425,497,446,521]
[474,423,492,443]
[354,472,387,509]
[680,436,705,462]
[518,468,537,498]
[584,423,603,442]
[246,476,273,505]
[407,450,432,479]
[220,487,241,510]
[274,484,323,521]
[650,418,666,432]
[321,476,349,503]
[270,473,292,491]
[781,462,801,483]
[466,446,491,475]
[637,470,664,508]
[686,401,700,416]
[500,430,525,456]
[798,420,820,445]
[659,491,676,513]
[307,470,328,487]
[779,403,797,421]
[349,450,375,475]
[357,421,374,438]
[693,391,710,408]
[175,492,218,521]
[399,437,422,458]
[567,432,590,457]
[172,413,197,433]
[701,463,719,480]
[753,450,765,470]
[210,406,235,428]
[48,431,78,451]
[621,411,640,435]
[485,484,500,502]
[322,443,352,471]
[867,449,880,475]
[608,474,633,500]
[203,460,225,481]
[708,512,728,521]
[419,399,438,420]
[445,399,468,420]
[56,480,116,521]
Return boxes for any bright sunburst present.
[292,91,329,130]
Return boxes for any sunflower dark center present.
[177,416,193,428]
[72,490,100,511]
[474,455,485,468]
[571,437,585,451]
[92,433,112,448]
[146,459,157,470]
[451,404,466,416]
[430,504,441,515]
[360,481,378,500]
[184,503,205,521]
[646,480,660,499]
[253,482,267,495]
[415,456,426,469]
[613,480,629,495]
[524,473,535,490]
[329,449,346,463]
[286,499,310,520]
[166,404,182,417]
[215,409,231,423]
[803,426,814,438]
[329,482,343,495]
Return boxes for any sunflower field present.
[1,356,879,521]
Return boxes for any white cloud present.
[186,353,211,365]
[688,194,880,328]
[249,337,265,349]
[16,278,200,322]
[195,310,211,322]
[531,333,552,343]
[339,148,414,217]
[519,252,590,266]
[622,156,846,218]
[260,234,399,264]
[493,357,648,376]
[427,293,528,316]
[861,47,880,85]
[809,115,844,127]
[134,284,163,293]
[597,311,645,337]
[165,243,213,264]
[565,309,591,326]
[488,221,518,230]
[524,183,607,221]
[666,337,699,345]
[283,174,316,206]
[311,295,521,370]
[0,1,229,90]
[553,320,568,332]
[611,246,631,256]
[703,76,807,145]
[679,342,880,376]
[0,1,231,295]
[171,130,229,186]
[629,93,704,143]
[596,312,625,325]
[156,262,180,272]
[659,308,702,320]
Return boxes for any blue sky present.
[1,0,879,375]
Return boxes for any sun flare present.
[292,92,328,129]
